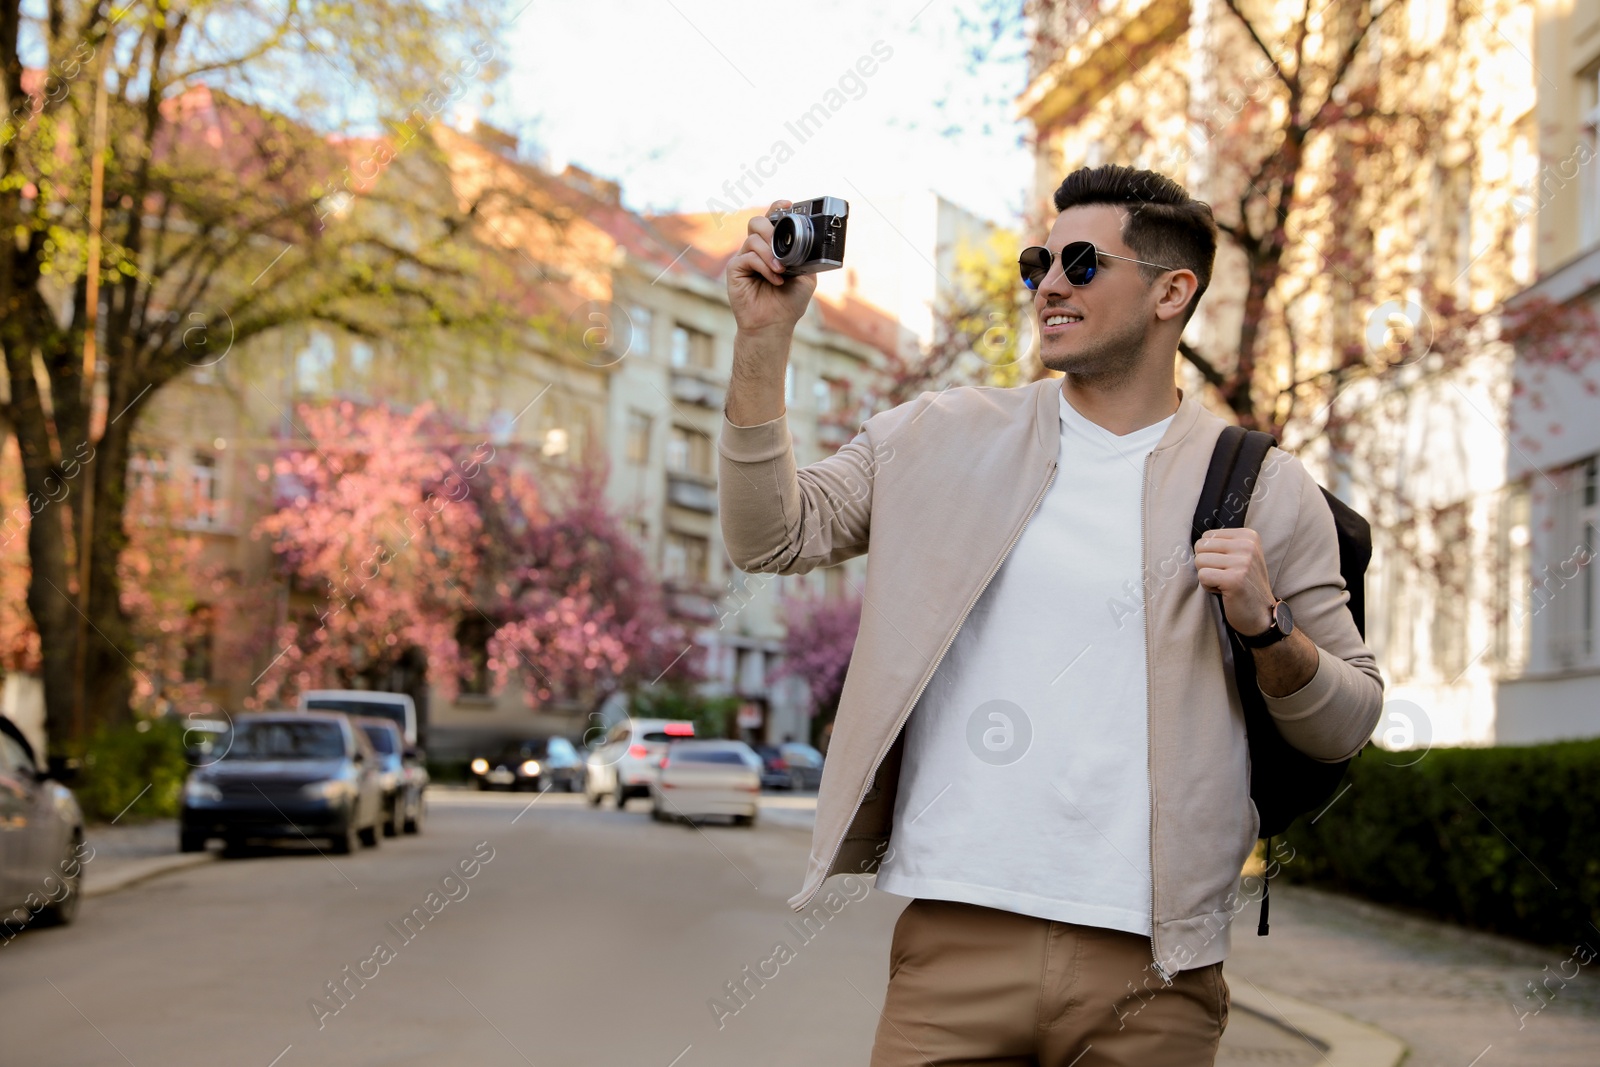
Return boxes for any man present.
[717,165,1383,1066]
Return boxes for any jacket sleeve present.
[716,405,888,575]
[1257,454,1386,762]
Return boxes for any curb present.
[1229,976,1407,1067]
[84,852,216,899]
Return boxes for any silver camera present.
[771,196,849,274]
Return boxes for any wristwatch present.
[1238,598,1294,648]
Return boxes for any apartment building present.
[1497,0,1600,742]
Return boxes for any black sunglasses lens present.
[1060,242,1098,286]
[1018,247,1050,290]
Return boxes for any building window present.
[1496,481,1532,675]
[631,306,654,357]
[1581,66,1600,250]
[626,410,653,465]
[670,324,713,370]
[457,616,493,696]
[663,531,710,583]
[183,605,214,682]
[1429,502,1471,681]
[667,425,712,477]
[1546,456,1599,670]
[128,449,169,515]
[814,376,848,415]
[189,453,222,526]
[295,332,335,395]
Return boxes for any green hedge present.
[75,718,190,823]
[1280,739,1600,946]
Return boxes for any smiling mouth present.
[1042,311,1082,328]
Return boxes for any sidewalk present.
[81,818,215,899]
[1227,883,1600,1067]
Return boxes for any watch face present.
[1274,599,1294,634]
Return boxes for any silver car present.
[649,740,762,827]
[584,718,695,809]
[0,715,85,936]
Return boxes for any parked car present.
[752,742,825,791]
[0,715,84,932]
[298,689,418,746]
[649,740,762,827]
[355,718,426,836]
[469,736,584,793]
[180,712,385,855]
[584,718,694,809]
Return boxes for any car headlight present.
[185,778,222,803]
[470,758,489,775]
[299,779,347,801]
[520,760,541,776]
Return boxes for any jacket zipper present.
[1142,450,1172,985]
[795,456,1060,911]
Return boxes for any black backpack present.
[1190,425,1372,933]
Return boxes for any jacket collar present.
[1030,376,1205,457]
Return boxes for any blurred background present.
[0,0,1597,1064]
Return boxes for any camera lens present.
[773,214,813,269]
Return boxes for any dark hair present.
[1051,165,1218,324]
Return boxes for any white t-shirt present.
[874,387,1174,936]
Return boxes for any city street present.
[4,789,1598,1066]
[0,790,899,1067]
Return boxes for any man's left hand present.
[1194,528,1277,635]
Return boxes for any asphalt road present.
[0,791,902,1067]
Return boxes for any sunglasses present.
[1018,241,1178,291]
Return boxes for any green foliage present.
[1281,740,1600,946]
[628,684,741,740]
[76,718,190,823]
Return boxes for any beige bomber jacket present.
[716,376,1385,977]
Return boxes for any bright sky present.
[488,0,1033,228]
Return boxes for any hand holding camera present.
[727,197,849,337]
[725,197,848,427]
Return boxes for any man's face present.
[1034,204,1160,380]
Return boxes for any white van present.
[297,689,418,746]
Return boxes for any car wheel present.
[789,769,806,792]
[474,777,489,791]
[403,795,424,834]
[179,827,208,853]
[586,783,603,807]
[613,781,627,810]
[383,798,401,837]
[733,812,756,827]
[358,820,380,848]
[36,836,84,926]
[330,821,357,855]
[222,832,249,857]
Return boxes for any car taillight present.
[664,723,694,736]
[772,759,787,770]
[629,744,648,758]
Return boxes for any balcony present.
[666,473,717,513]
[1018,0,1188,132]
[670,371,726,409]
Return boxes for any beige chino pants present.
[870,898,1229,1067]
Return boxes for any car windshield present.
[224,721,345,760]
[361,726,399,755]
[641,730,691,744]
[306,698,406,735]
[673,749,750,765]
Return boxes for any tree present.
[769,592,862,750]
[254,399,695,716]
[253,400,490,707]
[0,0,547,758]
